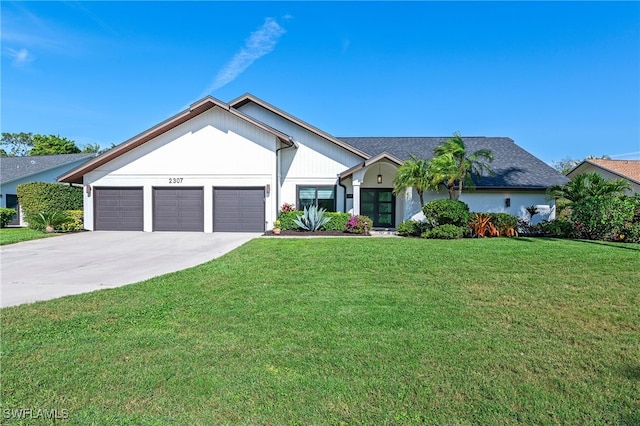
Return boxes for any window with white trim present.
[297,186,336,212]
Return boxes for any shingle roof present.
[0,154,96,184]
[337,137,569,189]
[584,159,640,184]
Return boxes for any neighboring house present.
[58,93,569,232]
[566,159,640,194]
[0,154,96,226]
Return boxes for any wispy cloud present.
[203,17,287,95]
[1,2,88,66]
[4,47,34,67]
[611,151,640,160]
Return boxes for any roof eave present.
[339,152,403,179]
[230,93,368,160]
[58,96,292,184]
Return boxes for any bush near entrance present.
[0,207,16,227]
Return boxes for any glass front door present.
[360,189,395,228]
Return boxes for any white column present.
[143,184,153,232]
[203,186,213,233]
[352,180,361,216]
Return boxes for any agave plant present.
[293,205,332,232]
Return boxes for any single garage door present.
[153,187,204,232]
[94,187,144,231]
[213,187,265,232]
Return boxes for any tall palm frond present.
[431,133,494,199]
[392,155,437,206]
[547,172,630,203]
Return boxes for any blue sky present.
[2,1,639,164]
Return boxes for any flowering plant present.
[280,203,296,214]
[345,215,373,234]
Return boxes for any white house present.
[58,94,569,232]
[0,154,96,226]
[567,159,640,194]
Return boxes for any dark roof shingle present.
[0,154,96,184]
[337,136,569,189]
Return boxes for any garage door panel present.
[213,188,264,232]
[94,187,144,231]
[153,187,204,232]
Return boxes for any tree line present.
[1,132,113,157]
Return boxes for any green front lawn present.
[0,227,59,245]
[1,238,638,424]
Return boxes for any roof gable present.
[338,137,569,189]
[229,93,369,160]
[339,152,403,179]
[58,96,293,184]
[569,159,640,184]
[0,154,96,184]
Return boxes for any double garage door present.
[94,187,264,232]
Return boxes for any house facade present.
[58,94,568,232]
[567,159,640,194]
[0,154,96,226]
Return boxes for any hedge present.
[278,211,351,231]
[16,182,83,217]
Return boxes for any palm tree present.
[392,155,437,206]
[431,133,494,199]
[546,172,630,204]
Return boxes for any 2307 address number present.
[169,178,183,184]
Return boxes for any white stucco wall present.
[401,189,554,224]
[236,103,365,213]
[84,108,279,232]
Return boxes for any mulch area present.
[263,230,370,237]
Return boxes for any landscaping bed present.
[264,229,369,237]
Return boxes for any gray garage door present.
[94,187,144,231]
[213,187,265,232]
[153,187,204,232]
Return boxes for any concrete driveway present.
[1,231,261,308]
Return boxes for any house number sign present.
[168,178,184,184]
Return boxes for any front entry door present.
[361,189,395,228]
[6,194,19,226]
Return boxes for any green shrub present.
[422,199,470,228]
[540,218,573,238]
[278,211,299,230]
[421,224,466,240]
[571,195,636,241]
[397,220,428,237]
[0,208,17,228]
[345,215,373,234]
[322,212,351,231]
[619,221,640,244]
[25,211,72,232]
[59,210,84,232]
[17,182,83,217]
